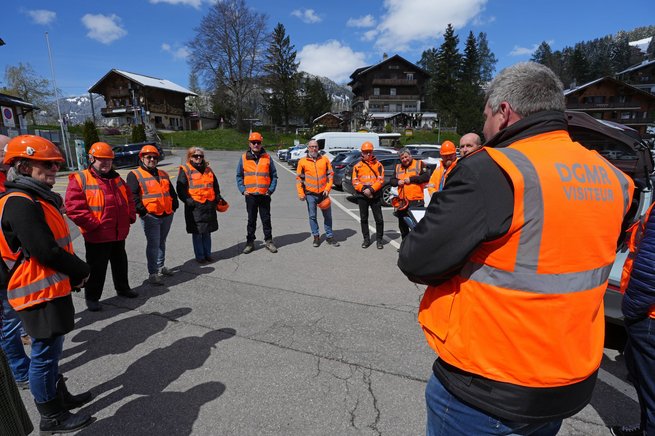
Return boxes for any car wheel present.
[381,184,394,207]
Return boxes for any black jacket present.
[176,162,221,234]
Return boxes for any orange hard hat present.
[440,140,456,156]
[391,196,409,212]
[89,142,114,159]
[139,145,160,157]
[318,196,331,210]
[249,132,263,142]
[216,198,229,213]
[361,141,374,152]
[3,135,64,165]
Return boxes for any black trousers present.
[356,197,384,242]
[398,200,424,239]
[84,240,130,302]
[245,194,272,242]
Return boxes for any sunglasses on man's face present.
[250,141,261,145]
[192,154,204,159]
[35,161,62,170]
[143,155,158,160]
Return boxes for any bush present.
[82,120,100,151]
[384,123,393,133]
[131,124,146,143]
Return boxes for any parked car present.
[112,141,165,168]
[342,156,404,207]
[332,149,398,190]
[287,145,308,169]
[284,144,304,163]
[276,148,289,161]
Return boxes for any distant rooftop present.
[88,69,196,95]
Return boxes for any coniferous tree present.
[82,120,99,152]
[434,24,462,126]
[477,32,497,84]
[263,23,300,127]
[456,31,484,135]
[302,76,331,125]
[417,47,439,110]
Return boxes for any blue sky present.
[1,0,653,97]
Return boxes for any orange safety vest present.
[620,202,655,318]
[242,153,271,194]
[352,159,384,193]
[296,155,333,196]
[395,159,424,201]
[180,163,216,203]
[71,169,129,226]
[0,192,73,311]
[131,167,173,215]
[418,130,634,388]
[426,161,456,195]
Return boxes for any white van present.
[311,132,380,160]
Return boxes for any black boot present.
[35,397,93,435]
[56,375,94,410]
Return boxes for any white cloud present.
[26,9,56,25]
[291,9,322,24]
[362,30,378,42]
[162,43,190,60]
[375,0,488,51]
[81,14,127,44]
[149,0,204,8]
[298,41,367,84]
[347,15,376,28]
[509,43,540,56]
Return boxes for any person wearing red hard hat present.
[0,135,95,433]
[65,142,137,312]
[126,144,178,285]
[236,132,278,254]
[426,140,458,196]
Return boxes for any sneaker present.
[16,379,29,390]
[21,335,31,346]
[204,256,215,263]
[85,300,101,312]
[313,236,320,247]
[242,243,254,254]
[117,289,138,298]
[377,240,384,249]
[196,258,208,264]
[160,267,174,276]
[148,273,164,286]
[326,237,340,247]
[265,240,278,253]
[610,424,643,436]
[361,239,371,249]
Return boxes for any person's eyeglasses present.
[36,161,62,170]
[192,154,204,159]
[361,151,372,155]
[250,141,261,145]
[143,155,158,160]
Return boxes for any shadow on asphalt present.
[590,353,640,428]
[76,327,235,435]
[61,307,193,373]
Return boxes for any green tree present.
[434,24,462,126]
[568,44,592,86]
[476,32,497,83]
[302,76,331,125]
[456,31,484,135]
[3,62,56,124]
[263,23,300,128]
[82,120,100,151]
[418,47,439,110]
[131,124,146,142]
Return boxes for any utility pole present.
[45,32,74,168]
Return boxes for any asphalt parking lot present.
[16,149,640,435]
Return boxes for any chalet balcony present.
[372,78,418,86]
[369,95,420,101]
[566,102,641,110]
[101,106,139,117]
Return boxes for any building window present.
[620,111,632,120]
[374,88,380,96]
[390,88,396,96]
[406,73,414,80]
[389,65,399,70]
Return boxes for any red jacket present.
[65,167,136,243]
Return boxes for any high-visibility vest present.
[0,192,74,311]
[296,155,333,196]
[620,202,655,318]
[242,153,271,194]
[352,159,384,193]
[418,130,634,388]
[395,159,424,201]
[180,163,216,203]
[71,169,129,226]
[426,161,456,195]
[131,167,173,215]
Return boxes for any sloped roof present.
[348,54,430,85]
[616,59,655,76]
[0,93,39,111]
[564,76,655,100]
[88,69,196,95]
[313,112,342,123]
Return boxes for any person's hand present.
[299,196,305,202]
[73,274,90,289]
[364,188,373,199]
[243,191,250,196]
[404,178,411,184]
[323,189,330,196]
[398,179,405,186]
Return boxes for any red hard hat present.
[216,198,229,213]
[361,141,374,152]
[3,135,64,165]
[391,196,409,212]
[89,142,114,159]
[440,140,456,156]
[318,196,331,210]
[249,132,263,142]
[139,145,160,157]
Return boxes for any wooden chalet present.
[0,92,38,135]
[88,69,197,131]
[616,59,655,95]
[313,112,344,131]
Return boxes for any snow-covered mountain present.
[36,94,106,125]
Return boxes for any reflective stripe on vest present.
[352,161,383,192]
[132,167,173,215]
[0,192,73,311]
[72,170,129,225]
[242,153,271,194]
[297,156,333,195]
[396,160,424,200]
[418,131,634,388]
[180,163,216,203]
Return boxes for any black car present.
[332,149,397,190]
[112,142,165,168]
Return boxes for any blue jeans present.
[0,292,30,383]
[624,317,655,434]
[425,373,562,436]
[192,233,212,260]
[306,194,333,238]
[30,335,64,403]
[141,214,174,274]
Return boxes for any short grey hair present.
[485,62,565,117]
[398,147,411,157]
